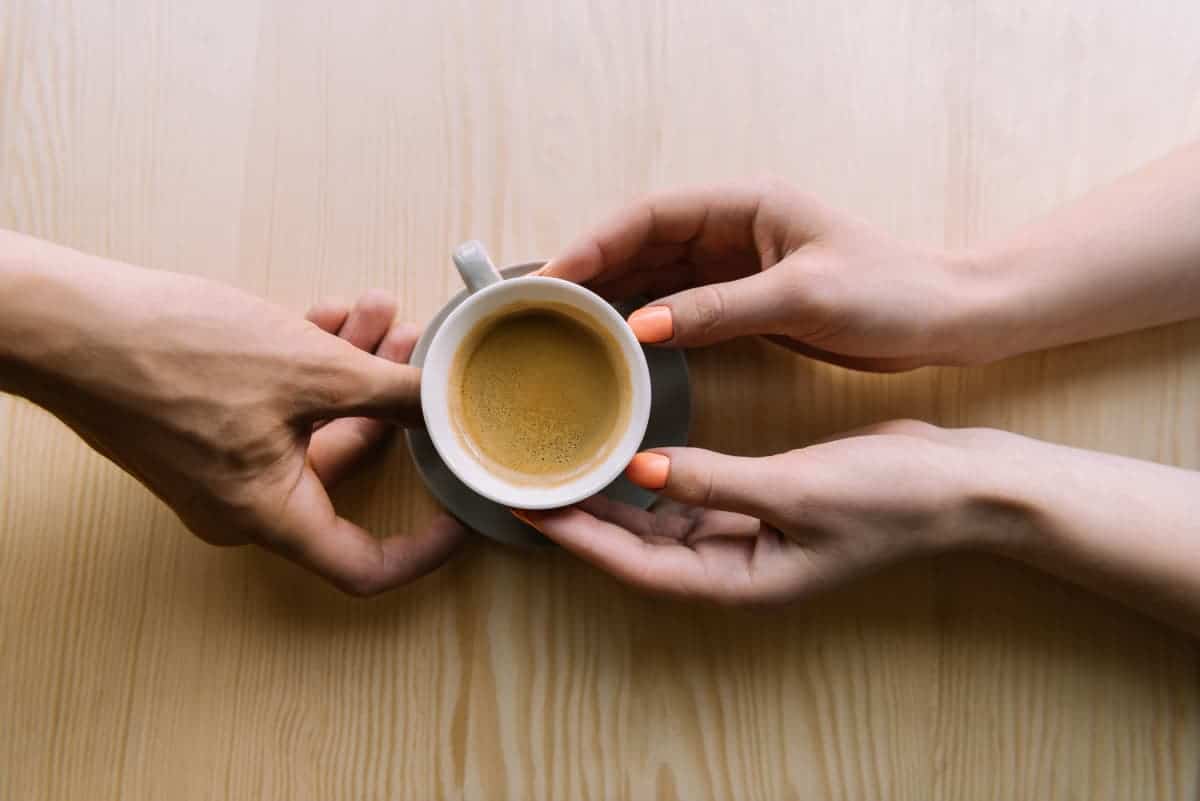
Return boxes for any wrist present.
[938,245,1035,366]
[0,232,103,399]
[0,242,50,388]
[944,427,1046,555]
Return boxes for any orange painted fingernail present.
[510,509,541,529]
[626,452,670,489]
[627,306,673,343]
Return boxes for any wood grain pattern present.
[2,1,1199,798]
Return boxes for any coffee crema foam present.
[449,301,632,486]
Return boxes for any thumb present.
[303,346,424,427]
[624,447,784,519]
[626,268,794,348]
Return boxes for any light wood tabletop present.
[2,1,1199,799]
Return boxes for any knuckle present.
[387,321,421,348]
[305,297,349,325]
[769,456,819,521]
[686,285,727,339]
[357,288,396,315]
[307,352,371,412]
[772,268,811,316]
[671,458,718,509]
[633,191,658,214]
[778,263,840,322]
[696,462,718,509]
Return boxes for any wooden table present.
[2,1,1198,798]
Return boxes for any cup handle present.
[453,240,504,294]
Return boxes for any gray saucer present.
[405,262,691,547]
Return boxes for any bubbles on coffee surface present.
[452,306,627,479]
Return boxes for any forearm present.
[962,142,1200,362]
[0,230,173,409]
[967,430,1200,634]
[1,231,100,391]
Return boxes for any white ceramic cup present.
[421,241,652,510]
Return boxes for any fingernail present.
[627,306,673,343]
[510,509,541,530]
[626,452,670,489]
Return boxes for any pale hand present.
[516,421,1017,604]
[542,181,982,371]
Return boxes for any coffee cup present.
[421,241,652,509]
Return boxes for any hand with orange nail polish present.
[513,422,1026,605]
[515,420,1200,634]
[523,148,1200,630]
[541,180,983,371]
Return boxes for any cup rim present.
[420,275,652,510]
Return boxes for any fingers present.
[519,503,801,604]
[516,505,714,598]
[541,184,765,285]
[375,320,420,363]
[558,450,802,602]
[313,350,422,426]
[307,406,387,487]
[305,292,387,435]
[264,467,468,596]
[625,267,797,347]
[308,322,421,485]
[305,297,351,333]
[332,290,397,352]
[303,291,422,483]
[306,291,395,345]
[578,494,763,544]
[625,448,786,520]
[279,295,462,595]
[544,184,803,347]
[297,295,423,427]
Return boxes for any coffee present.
[449,302,631,484]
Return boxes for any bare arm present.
[517,425,1200,635]
[530,147,1200,631]
[0,229,465,594]
[985,432,1200,632]
[970,141,1200,361]
[541,142,1200,369]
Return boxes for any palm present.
[576,495,810,603]
[531,423,971,604]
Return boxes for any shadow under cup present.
[421,276,652,510]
